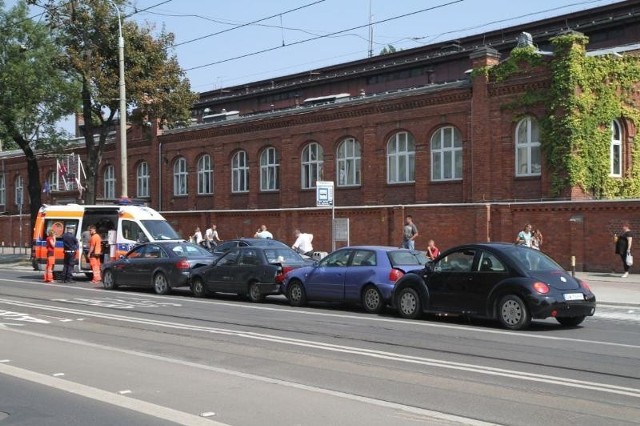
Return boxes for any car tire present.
[153,272,170,295]
[556,316,586,327]
[191,277,208,298]
[287,280,307,307]
[498,295,531,330]
[396,287,422,319]
[248,281,265,303]
[102,270,118,290]
[362,285,384,314]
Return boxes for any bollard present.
[571,255,576,278]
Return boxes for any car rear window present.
[388,250,428,266]
[171,243,211,258]
[264,248,304,263]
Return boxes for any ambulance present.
[32,200,183,279]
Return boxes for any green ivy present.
[488,32,640,198]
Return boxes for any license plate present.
[563,293,584,301]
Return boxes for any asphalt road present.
[0,269,639,426]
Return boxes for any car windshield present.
[264,248,304,263]
[170,242,211,258]
[141,220,181,241]
[389,250,429,266]
[503,245,562,272]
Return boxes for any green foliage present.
[488,46,543,82]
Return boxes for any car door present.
[231,248,272,293]
[465,250,510,315]
[138,244,166,287]
[427,248,477,311]
[205,249,241,293]
[343,249,377,302]
[118,245,148,285]
[304,249,352,301]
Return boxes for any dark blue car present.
[282,246,428,313]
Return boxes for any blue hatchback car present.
[282,246,428,313]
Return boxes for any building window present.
[387,131,415,183]
[337,137,361,187]
[15,175,24,206]
[137,162,150,198]
[0,174,5,206]
[232,151,249,193]
[515,117,541,176]
[260,147,279,191]
[431,126,463,181]
[197,154,213,194]
[610,120,622,177]
[173,157,188,196]
[46,172,58,193]
[103,165,115,199]
[301,142,324,189]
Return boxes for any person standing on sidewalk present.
[61,224,78,283]
[87,225,102,283]
[615,223,633,278]
[401,215,419,250]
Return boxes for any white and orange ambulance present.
[32,201,183,279]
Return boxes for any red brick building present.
[2,0,640,272]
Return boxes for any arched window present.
[15,175,24,206]
[103,165,115,199]
[137,162,150,198]
[260,147,279,191]
[337,137,361,186]
[431,126,463,181]
[515,117,541,176]
[301,142,323,189]
[173,157,188,196]
[232,151,249,193]
[0,174,5,206]
[387,131,415,183]
[611,120,622,177]
[197,154,213,194]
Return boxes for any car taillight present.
[276,266,294,283]
[389,268,404,282]
[578,279,591,292]
[533,281,549,294]
[176,258,190,270]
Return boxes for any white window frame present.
[387,131,415,184]
[173,157,188,196]
[232,151,249,193]
[260,147,279,191]
[610,120,622,177]
[301,142,324,189]
[46,171,58,192]
[197,154,213,195]
[0,174,5,206]
[15,175,24,206]
[136,162,150,198]
[431,126,463,181]
[103,165,115,199]
[515,117,541,177]
[337,137,361,187]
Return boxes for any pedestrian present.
[87,225,102,283]
[43,229,56,283]
[531,228,543,251]
[191,226,203,245]
[426,239,440,260]
[401,215,419,250]
[292,229,314,256]
[61,224,79,283]
[205,224,221,250]
[615,223,633,278]
[515,223,533,247]
[81,225,91,264]
[254,224,273,239]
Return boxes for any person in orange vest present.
[43,229,56,283]
[87,225,102,283]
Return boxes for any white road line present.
[0,362,228,426]
[1,277,638,350]
[1,298,639,399]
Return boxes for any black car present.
[190,246,308,302]
[102,241,215,294]
[392,243,596,330]
[210,238,290,259]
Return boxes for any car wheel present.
[556,316,586,327]
[361,285,384,314]
[396,287,422,319]
[102,270,118,290]
[191,277,208,298]
[498,295,531,330]
[248,281,265,303]
[287,280,307,307]
[153,272,170,295]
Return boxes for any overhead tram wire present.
[186,0,464,71]
[174,0,326,48]
[125,0,174,18]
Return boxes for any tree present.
[0,0,79,232]
[379,44,397,55]
[30,0,197,204]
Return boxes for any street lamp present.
[110,1,127,198]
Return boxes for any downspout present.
[158,142,162,211]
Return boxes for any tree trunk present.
[12,133,41,247]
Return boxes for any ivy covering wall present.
[488,32,640,198]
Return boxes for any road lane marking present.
[0,362,228,426]
[1,298,639,399]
